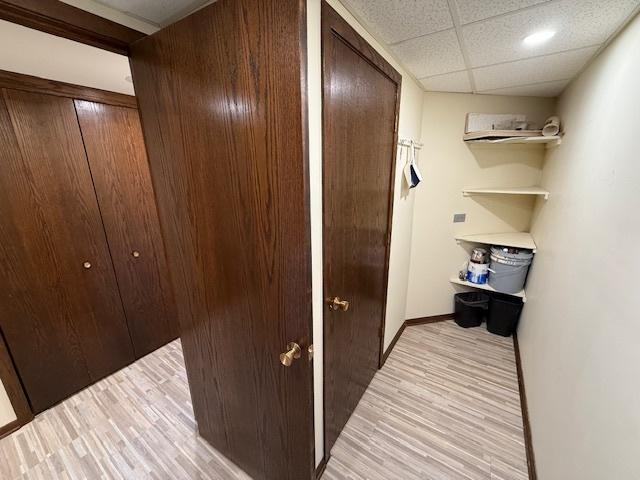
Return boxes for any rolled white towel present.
[542,115,560,136]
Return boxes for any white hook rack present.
[397,139,423,149]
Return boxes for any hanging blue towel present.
[404,140,422,189]
[409,163,421,188]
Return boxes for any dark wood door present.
[129,0,313,479]
[75,100,178,359]
[0,89,134,413]
[322,3,402,454]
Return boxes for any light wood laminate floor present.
[0,340,251,480]
[0,321,527,479]
[323,321,528,480]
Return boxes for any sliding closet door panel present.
[75,100,178,358]
[130,0,313,478]
[0,89,134,413]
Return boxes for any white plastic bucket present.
[466,261,489,284]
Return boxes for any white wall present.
[307,0,324,467]
[519,12,640,480]
[383,75,424,350]
[0,380,16,427]
[405,92,555,319]
[0,20,134,95]
[307,0,424,465]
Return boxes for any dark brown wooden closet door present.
[0,89,134,413]
[322,3,401,454]
[130,0,314,478]
[75,100,178,359]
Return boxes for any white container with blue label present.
[466,261,489,284]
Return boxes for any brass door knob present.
[327,296,349,311]
[83,261,92,269]
[132,250,141,258]
[280,342,301,367]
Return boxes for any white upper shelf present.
[463,130,562,145]
[462,186,549,200]
[466,136,561,145]
[455,232,537,251]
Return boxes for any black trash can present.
[454,292,489,328]
[487,294,524,336]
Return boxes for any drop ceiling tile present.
[95,0,207,25]
[421,71,472,92]
[454,0,550,25]
[392,29,465,78]
[473,46,599,91]
[480,79,569,97]
[462,0,639,67]
[341,0,453,44]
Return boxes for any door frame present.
[320,0,402,458]
[0,69,137,107]
[0,0,146,55]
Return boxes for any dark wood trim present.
[0,0,146,55]
[377,81,402,370]
[0,419,23,439]
[321,3,402,85]
[513,332,537,480]
[405,313,454,326]
[0,70,137,108]
[0,330,33,438]
[381,322,406,366]
[315,454,329,479]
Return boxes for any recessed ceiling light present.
[125,75,133,83]
[523,30,555,46]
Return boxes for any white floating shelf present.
[462,186,550,200]
[455,232,537,251]
[470,135,561,144]
[463,129,542,141]
[463,132,561,145]
[450,276,526,302]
